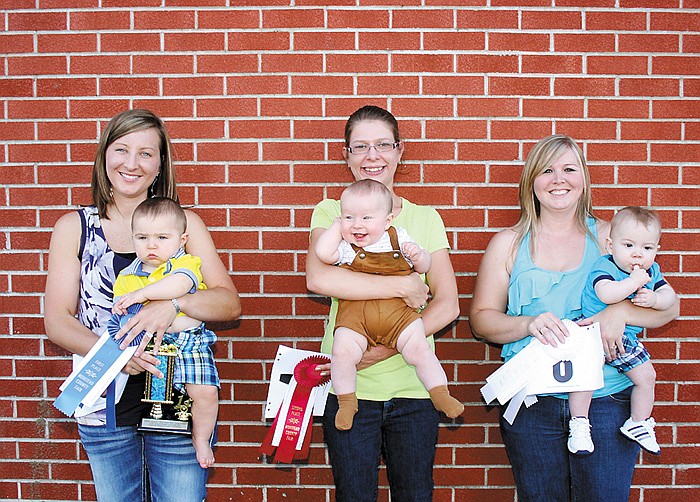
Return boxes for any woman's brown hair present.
[92,109,177,218]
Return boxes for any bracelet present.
[171,298,181,315]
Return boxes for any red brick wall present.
[1,2,699,501]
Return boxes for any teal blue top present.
[502,217,632,398]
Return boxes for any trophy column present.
[138,344,192,435]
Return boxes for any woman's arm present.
[178,210,241,321]
[44,213,102,356]
[469,229,569,346]
[44,212,161,376]
[419,248,459,337]
[306,227,429,308]
[588,292,680,355]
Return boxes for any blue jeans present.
[322,394,440,502]
[78,424,208,502]
[500,388,639,502]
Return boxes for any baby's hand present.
[632,288,656,308]
[401,242,422,262]
[629,265,651,289]
[112,291,146,315]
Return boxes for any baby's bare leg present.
[185,383,219,469]
[331,328,367,395]
[569,390,594,418]
[625,360,657,421]
[331,328,367,430]
[396,319,464,418]
[396,319,446,390]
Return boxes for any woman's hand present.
[315,362,331,377]
[584,305,627,361]
[123,351,164,378]
[114,299,178,356]
[527,312,569,346]
[400,272,430,310]
[357,345,398,371]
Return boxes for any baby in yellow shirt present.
[112,197,219,469]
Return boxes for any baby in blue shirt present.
[568,207,677,456]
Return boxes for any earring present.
[149,173,160,197]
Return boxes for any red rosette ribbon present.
[260,355,331,463]
[294,355,331,388]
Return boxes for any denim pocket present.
[607,387,633,404]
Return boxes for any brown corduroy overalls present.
[335,226,421,348]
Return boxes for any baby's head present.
[607,206,662,273]
[339,179,394,247]
[131,197,188,270]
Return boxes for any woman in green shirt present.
[306,105,460,501]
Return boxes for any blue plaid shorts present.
[608,335,650,373]
[163,324,220,391]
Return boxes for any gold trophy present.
[138,343,192,435]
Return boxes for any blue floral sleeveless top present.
[77,206,133,334]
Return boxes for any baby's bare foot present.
[193,438,214,468]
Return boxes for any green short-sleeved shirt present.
[310,197,450,401]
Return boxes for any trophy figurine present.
[138,343,192,435]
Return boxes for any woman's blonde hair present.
[92,109,177,218]
[513,134,596,255]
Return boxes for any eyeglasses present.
[345,141,400,155]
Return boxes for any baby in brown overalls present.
[315,179,464,430]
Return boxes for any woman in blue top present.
[469,135,679,501]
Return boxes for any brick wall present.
[1,1,698,501]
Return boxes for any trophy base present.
[138,418,192,435]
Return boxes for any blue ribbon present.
[105,379,117,431]
[53,304,147,428]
